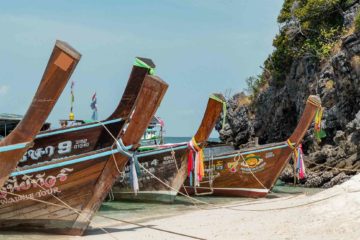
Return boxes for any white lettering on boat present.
[119,153,177,184]
[21,139,90,163]
[0,187,61,205]
[0,168,73,200]
[74,139,90,149]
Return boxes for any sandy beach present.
[1,174,359,240]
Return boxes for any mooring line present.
[100,121,360,214]
[22,173,120,240]
[2,117,357,240]
[98,215,206,240]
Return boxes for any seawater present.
[98,136,321,226]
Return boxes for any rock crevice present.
[217,4,360,187]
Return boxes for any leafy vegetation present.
[262,0,357,88]
[355,9,360,31]
[245,75,267,100]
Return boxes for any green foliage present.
[278,0,296,23]
[299,27,341,58]
[266,33,295,87]
[245,75,267,100]
[355,10,360,32]
[262,0,351,88]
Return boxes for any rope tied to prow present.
[209,94,227,130]
[115,139,141,195]
[187,137,205,187]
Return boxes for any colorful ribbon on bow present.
[134,57,155,75]
[69,81,75,120]
[295,144,306,180]
[187,137,205,187]
[314,107,326,142]
[287,140,306,180]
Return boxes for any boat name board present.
[119,154,176,184]
[21,138,90,163]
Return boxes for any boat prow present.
[111,93,225,203]
[16,57,156,169]
[0,73,168,235]
[0,40,81,188]
[106,57,156,120]
[183,95,322,198]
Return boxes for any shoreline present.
[1,175,359,240]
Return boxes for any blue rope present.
[116,139,139,194]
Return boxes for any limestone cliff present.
[217,0,360,187]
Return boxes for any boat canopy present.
[0,113,51,138]
[0,113,22,138]
[148,116,164,129]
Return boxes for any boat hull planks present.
[0,74,168,235]
[0,40,81,189]
[112,94,225,203]
[112,145,188,203]
[182,95,322,198]
[18,62,153,169]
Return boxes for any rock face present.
[218,4,360,188]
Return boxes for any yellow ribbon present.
[314,107,325,142]
[191,137,204,179]
[315,107,323,130]
[286,139,295,149]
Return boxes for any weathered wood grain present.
[0,73,168,235]
[112,94,225,203]
[0,40,81,188]
[182,95,322,198]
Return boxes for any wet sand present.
[1,177,359,240]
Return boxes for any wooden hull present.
[112,144,188,203]
[182,186,268,198]
[182,95,322,198]
[0,74,168,235]
[18,63,152,168]
[19,117,125,167]
[0,150,116,234]
[112,94,226,203]
[0,40,81,188]
[181,143,291,198]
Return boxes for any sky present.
[0,0,283,137]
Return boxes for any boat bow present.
[70,74,168,235]
[0,40,81,188]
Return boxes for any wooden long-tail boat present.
[111,94,226,203]
[0,40,81,189]
[182,95,322,198]
[0,74,168,235]
[17,57,155,168]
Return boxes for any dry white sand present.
[1,174,360,240]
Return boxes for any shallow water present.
[96,185,322,225]
[0,136,321,238]
[0,185,322,239]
